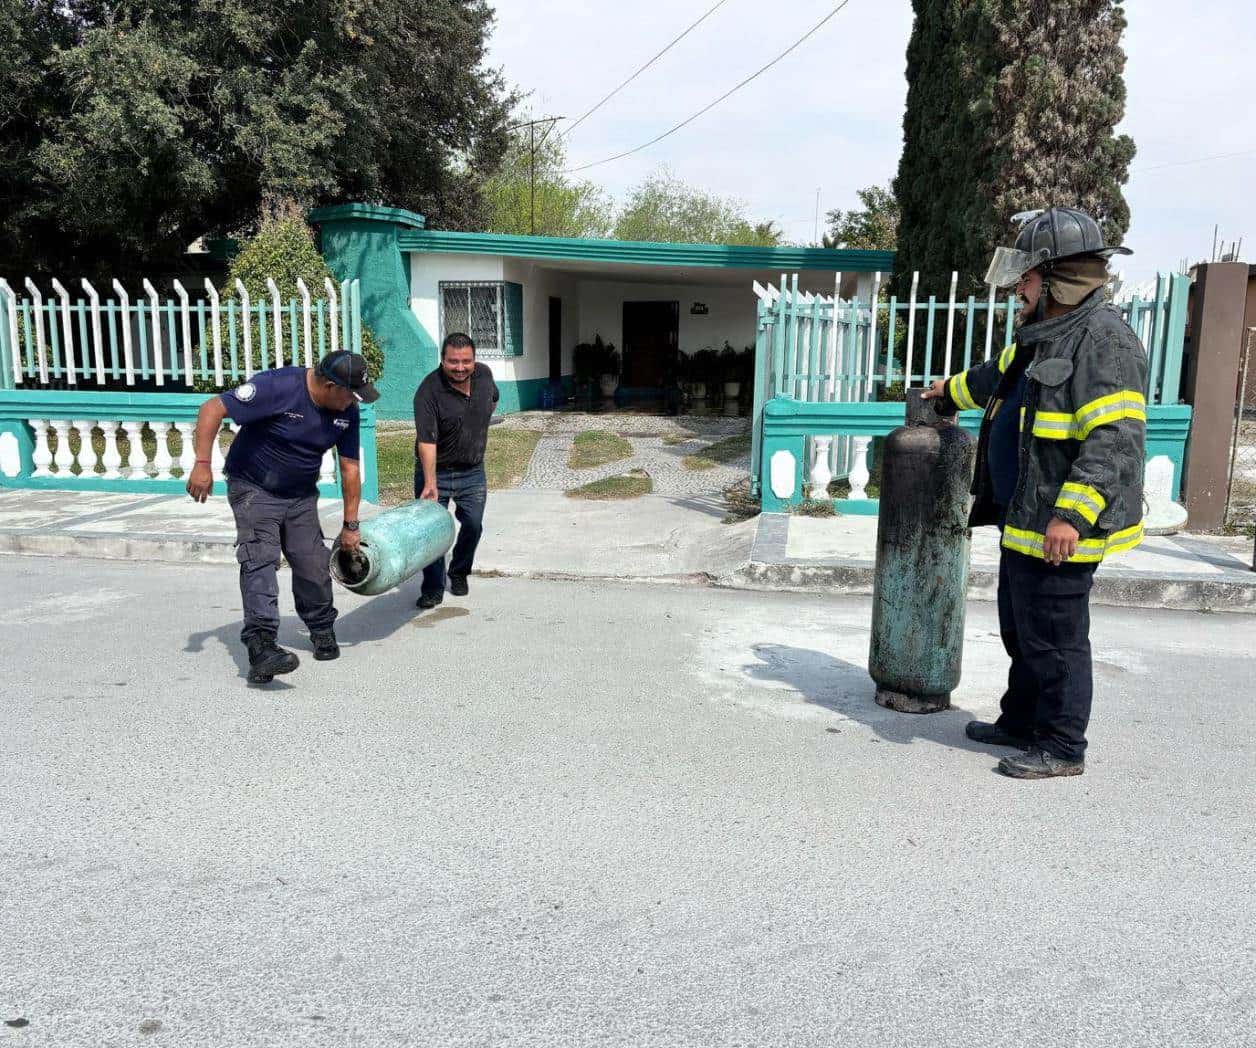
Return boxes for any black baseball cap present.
[316,351,379,403]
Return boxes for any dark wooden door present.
[548,297,562,381]
[622,300,679,387]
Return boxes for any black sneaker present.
[998,746,1085,779]
[310,629,339,661]
[416,591,443,610]
[965,720,1032,750]
[448,575,469,597]
[246,635,299,684]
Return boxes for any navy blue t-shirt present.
[988,370,1027,517]
[221,367,360,497]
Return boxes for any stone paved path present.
[493,412,747,495]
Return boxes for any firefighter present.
[924,207,1146,778]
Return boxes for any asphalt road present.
[2,555,1253,1047]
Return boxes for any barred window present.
[440,281,506,354]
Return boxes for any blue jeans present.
[415,463,487,596]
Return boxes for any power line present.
[1135,148,1256,174]
[565,0,856,174]
[561,0,733,142]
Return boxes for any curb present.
[722,558,1256,615]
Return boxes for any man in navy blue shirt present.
[186,351,377,684]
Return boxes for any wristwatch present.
[343,520,360,532]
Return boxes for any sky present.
[485,0,1256,285]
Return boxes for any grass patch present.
[721,478,761,524]
[565,469,652,500]
[682,431,751,471]
[791,499,837,518]
[485,428,542,489]
[569,430,633,469]
[661,432,696,446]
[376,426,541,505]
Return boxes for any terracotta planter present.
[722,381,742,400]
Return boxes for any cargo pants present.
[226,476,337,644]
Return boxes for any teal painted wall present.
[311,205,434,422]
[495,376,573,414]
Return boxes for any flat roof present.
[398,229,893,273]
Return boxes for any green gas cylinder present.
[330,499,455,596]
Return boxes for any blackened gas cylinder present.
[868,389,977,713]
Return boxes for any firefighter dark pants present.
[995,549,1097,761]
[227,477,337,644]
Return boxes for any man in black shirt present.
[413,332,499,608]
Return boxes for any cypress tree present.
[894,1,1135,295]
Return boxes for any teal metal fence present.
[751,271,1194,513]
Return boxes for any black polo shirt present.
[413,362,500,470]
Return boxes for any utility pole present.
[813,188,821,246]
[505,116,565,236]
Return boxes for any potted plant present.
[688,347,718,401]
[573,339,602,405]
[719,341,742,401]
[598,339,620,399]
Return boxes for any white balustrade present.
[174,422,196,476]
[810,436,833,498]
[30,419,53,476]
[122,421,148,479]
[71,420,99,475]
[151,421,174,479]
[211,427,226,480]
[51,420,74,475]
[319,449,336,487]
[100,422,122,479]
[848,436,873,501]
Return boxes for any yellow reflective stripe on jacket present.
[1055,482,1107,526]
[997,344,1017,374]
[1073,390,1147,440]
[948,370,980,411]
[1031,411,1076,440]
[1002,522,1143,563]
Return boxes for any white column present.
[210,425,226,481]
[319,450,336,487]
[122,421,149,479]
[100,421,123,479]
[71,420,99,476]
[849,436,872,500]
[151,422,174,479]
[51,419,74,475]
[174,422,196,477]
[29,419,53,477]
[810,436,833,499]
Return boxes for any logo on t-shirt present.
[233,382,256,402]
[333,418,350,428]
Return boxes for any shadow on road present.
[184,584,443,684]
[744,642,996,755]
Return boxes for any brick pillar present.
[1181,262,1248,531]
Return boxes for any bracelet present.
[195,459,212,464]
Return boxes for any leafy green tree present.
[613,169,785,246]
[2,0,513,279]
[893,0,1134,293]
[823,185,899,251]
[196,201,383,391]
[482,128,615,239]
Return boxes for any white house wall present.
[577,280,758,356]
[501,259,580,381]
[409,252,510,383]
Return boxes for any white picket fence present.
[0,276,361,388]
